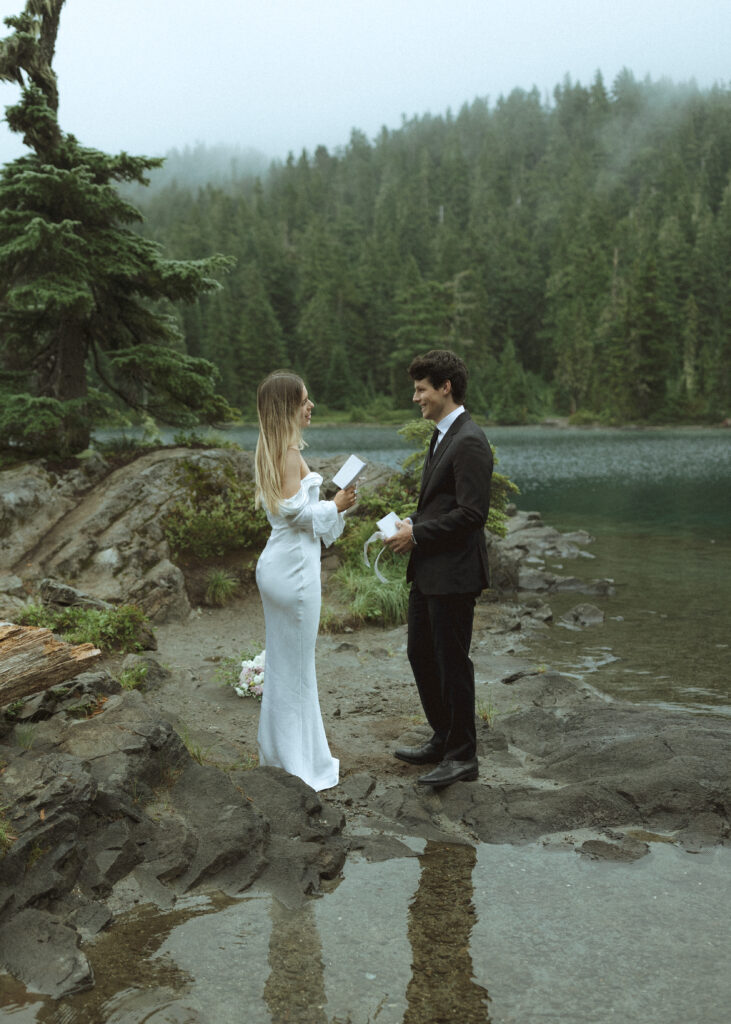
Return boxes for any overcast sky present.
[1,0,729,165]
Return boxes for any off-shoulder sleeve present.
[277,489,345,547]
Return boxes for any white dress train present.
[255,471,343,791]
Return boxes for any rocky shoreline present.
[0,449,729,1001]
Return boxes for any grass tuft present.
[204,568,238,606]
[332,564,409,627]
[119,664,148,690]
[0,807,17,853]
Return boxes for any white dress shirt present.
[433,405,465,451]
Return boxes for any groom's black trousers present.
[406,584,478,762]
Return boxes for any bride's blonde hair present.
[255,370,307,514]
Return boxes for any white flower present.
[234,650,265,699]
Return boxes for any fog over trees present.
[121,143,270,203]
[2,0,730,446]
[136,72,731,423]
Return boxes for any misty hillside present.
[121,142,271,200]
[134,71,731,423]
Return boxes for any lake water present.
[100,423,731,713]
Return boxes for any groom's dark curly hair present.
[408,349,468,403]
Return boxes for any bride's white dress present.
[255,471,344,791]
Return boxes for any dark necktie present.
[427,428,440,464]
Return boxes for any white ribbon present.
[363,531,391,583]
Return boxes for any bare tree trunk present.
[0,622,101,706]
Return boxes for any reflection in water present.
[404,842,490,1024]
[32,895,227,1023]
[264,899,327,1024]
[2,841,727,1022]
[316,850,422,1021]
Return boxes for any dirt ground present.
[105,584,541,804]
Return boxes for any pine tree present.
[488,339,528,424]
[0,0,234,456]
[233,262,286,411]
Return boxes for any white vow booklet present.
[333,454,366,489]
[377,511,401,538]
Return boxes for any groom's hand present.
[384,521,415,554]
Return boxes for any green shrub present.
[332,565,410,627]
[17,603,152,653]
[204,568,238,606]
[568,408,600,426]
[119,664,148,690]
[163,460,269,557]
[488,465,520,538]
[172,429,241,450]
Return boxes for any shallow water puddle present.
[2,842,729,1023]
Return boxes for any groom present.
[385,350,493,787]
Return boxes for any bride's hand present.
[334,485,357,512]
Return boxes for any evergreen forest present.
[136,72,731,424]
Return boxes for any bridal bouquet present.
[235,650,265,699]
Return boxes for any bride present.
[254,371,357,791]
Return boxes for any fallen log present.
[0,622,102,706]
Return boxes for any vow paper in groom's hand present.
[376,511,401,538]
[333,455,366,489]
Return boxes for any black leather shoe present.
[417,758,479,787]
[394,741,443,765]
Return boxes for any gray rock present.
[0,593,29,618]
[0,908,94,998]
[560,602,605,627]
[0,573,26,597]
[553,575,616,596]
[127,559,190,623]
[350,834,418,861]
[232,766,348,896]
[79,817,144,893]
[167,762,267,892]
[58,895,113,939]
[340,772,376,803]
[577,838,650,861]
[40,578,111,610]
[0,684,351,998]
[121,652,171,689]
[0,464,78,570]
[518,567,556,591]
[486,532,520,593]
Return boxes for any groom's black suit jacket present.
[407,411,493,595]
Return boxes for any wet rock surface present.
[0,683,349,996]
[2,643,728,998]
[0,456,729,1004]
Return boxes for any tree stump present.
[0,622,101,707]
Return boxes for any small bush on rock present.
[17,604,152,653]
[119,664,148,690]
[163,460,269,558]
